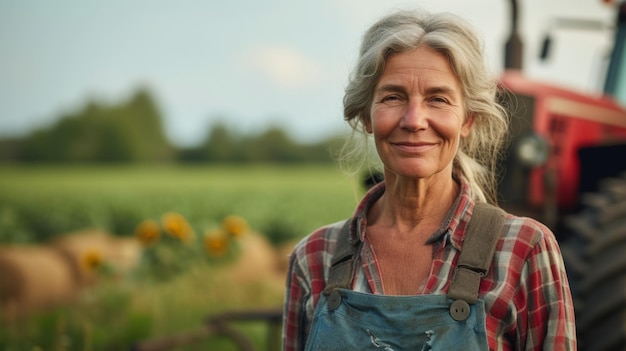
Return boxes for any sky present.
[0,0,617,147]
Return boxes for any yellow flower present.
[135,219,161,246]
[162,212,195,243]
[203,229,230,257]
[81,248,103,272]
[222,215,249,237]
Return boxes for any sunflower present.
[162,212,195,243]
[134,219,161,246]
[81,248,104,272]
[222,215,249,237]
[203,229,230,258]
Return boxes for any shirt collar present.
[350,176,474,251]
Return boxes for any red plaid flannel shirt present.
[282,179,577,350]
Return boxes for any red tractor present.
[498,1,626,349]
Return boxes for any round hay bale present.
[105,236,142,273]
[53,229,142,284]
[52,229,111,285]
[0,246,77,318]
[227,232,280,283]
[275,241,297,277]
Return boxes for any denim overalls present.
[304,203,505,351]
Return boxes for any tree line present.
[0,88,344,164]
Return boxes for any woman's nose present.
[400,101,428,131]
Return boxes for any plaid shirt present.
[283,179,577,350]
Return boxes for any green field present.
[0,164,363,350]
[0,164,362,244]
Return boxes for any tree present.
[15,88,174,163]
[201,122,238,162]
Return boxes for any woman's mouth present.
[392,142,436,153]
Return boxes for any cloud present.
[244,45,323,88]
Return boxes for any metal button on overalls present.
[450,299,471,321]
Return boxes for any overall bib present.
[304,203,505,351]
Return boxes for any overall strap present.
[322,202,506,306]
[447,202,506,304]
[322,219,360,295]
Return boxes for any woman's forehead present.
[376,47,461,93]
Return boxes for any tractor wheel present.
[564,174,626,351]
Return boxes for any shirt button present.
[327,290,342,311]
[449,300,471,321]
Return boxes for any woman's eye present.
[381,95,401,103]
[430,96,449,104]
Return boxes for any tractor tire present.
[563,174,626,351]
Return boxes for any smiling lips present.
[391,141,437,153]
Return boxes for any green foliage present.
[0,86,346,164]
[135,231,200,281]
[132,212,248,282]
[0,165,359,243]
[0,164,364,350]
[178,122,344,164]
[201,122,240,162]
[15,89,175,163]
[0,284,152,351]
[260,217,300,245]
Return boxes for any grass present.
[1,263,284,350]
[0,164,363,243]
[0,163,364,350]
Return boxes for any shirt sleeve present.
[282,251,310,351]
[520,221,577,350]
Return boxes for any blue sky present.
[0,0,616,147]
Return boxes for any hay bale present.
[275,241,297,277]
[105,235,142,272]
[0,246,77,318]
[53,229,142,284]
[0,230,142,320]
[227,232,280,284]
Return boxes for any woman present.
[283,9,576,350]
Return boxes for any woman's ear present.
[461,113,475,137]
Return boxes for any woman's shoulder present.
[500,211,558,254]
[291,219,351,261]
[287,219,352,285]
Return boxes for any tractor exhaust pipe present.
[505,0,524,70]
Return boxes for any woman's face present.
[365,45,473,181]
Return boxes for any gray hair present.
[342,9,508,205]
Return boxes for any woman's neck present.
[368,171,459,237]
